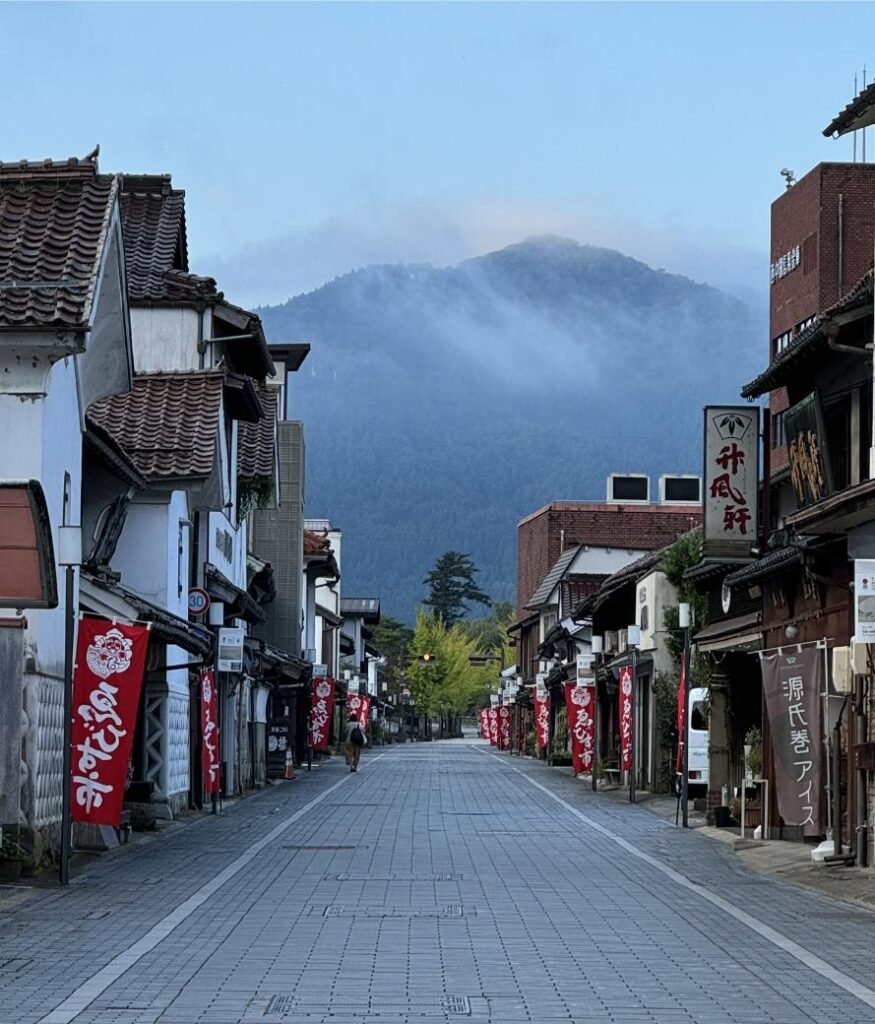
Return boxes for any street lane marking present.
[483,750,875,1012]
[37,754,388,1024]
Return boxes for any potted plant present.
[0,830,27,882]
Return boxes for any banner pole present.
[59,565,75,886]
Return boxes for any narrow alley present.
[2,742,874,1024]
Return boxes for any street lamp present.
[590,635,603,793]
[627,624,641,804]
[58,524,81,886]
[679,602,692,829]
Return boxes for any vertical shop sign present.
[200,668,220,794]
[70,619,150,826]
[619,665,634,772]
[760,646,824,837]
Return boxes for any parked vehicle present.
[676,686,709,794]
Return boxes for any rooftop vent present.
[659,475,701,504]
[606,474,649,503]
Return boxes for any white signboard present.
[703,406,759,560]
[576,654,594,680]
[217,627,244,673]
[854,560,875,643]
[312,663,328,677]
[348,676,360,694]
[490,694,499,707]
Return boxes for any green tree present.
[406,611,493,732]
[460,599,515,670]
[423,551,491,626]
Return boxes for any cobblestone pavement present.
[2,742,875,1024]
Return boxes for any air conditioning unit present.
[606,473,650,504]
[659,474,702,504]
[604,630,619,656]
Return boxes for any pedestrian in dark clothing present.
[344,713,364,771]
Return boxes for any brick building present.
[517,500,701,616]
[768,163,875,475]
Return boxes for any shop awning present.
[693,612,762,653]
[80,573,213,659]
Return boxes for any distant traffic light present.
[419,653,434,663]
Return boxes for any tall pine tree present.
[423,551,491,626]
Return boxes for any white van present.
[685,686,709,791]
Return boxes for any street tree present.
[369,615,414,694]
[422,550,491,626]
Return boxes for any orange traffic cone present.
[284,749,295,780]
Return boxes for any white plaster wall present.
[113,500,170,606]
[568,546,650,576]
[0,357,82,678]
[207,511,248,590]
[131,307,201,372]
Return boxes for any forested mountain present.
[258,236,766,622]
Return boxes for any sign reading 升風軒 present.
[760,646,824,837]
[703,406,760,559]
[70,618,150,826]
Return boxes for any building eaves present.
[88,370,224,481]
[0,151,117,331]
[724,545,804,588]
[823,82,875,138]
[741,269,873,399]
[525,545,581,610]
[83,417,148,490]
[340,597,381,623]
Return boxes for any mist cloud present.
[194,196,767,311]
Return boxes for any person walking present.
[343,711,365,772]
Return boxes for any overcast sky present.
[3,2,874,306]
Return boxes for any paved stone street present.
[1,742,875,1024]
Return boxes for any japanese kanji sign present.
[488,706,499,746]
[346,693,371,731]
[498,705,511,750]
[784,392,833,508]
[563,682,595,774]
[200,668,220,795]
[479,709,489,738]
[703,406,759,559]
[308,676,335,750]
[70,618,149,826]
[619,665,634,772]
[760,646,824,837]
[534,684,550,750]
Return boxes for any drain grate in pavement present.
[0,957,32,974]
[282,844,363,851]
[264,994,471,1016]
[334,872,462,881]
[316,904,467,918]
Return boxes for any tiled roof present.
[340,597,381,622]
[741,269,873,398]
[0,152,116,331]
[89,370,223,480]
[238,384,278,479]
[724,544,804,587]
[823,81,875,138]
[526,545,581,609]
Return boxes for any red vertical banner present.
[308,676,336,750]
[346,693,371,731]
[534,690,550,750]
[675,659,686,775]
[479,709,488,738]
[619,665,634,772]
[498,706,511,750]
[200,668,221,794]
[70,619,150,826]
[488,707,499,746]
[564,682,596,774]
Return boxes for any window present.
[774,330,792,357]
[795,315,816,335]
[772,410,786,448]
[691,701,707,731]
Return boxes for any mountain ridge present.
[258,235,766,621]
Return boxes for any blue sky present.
[3,2,874,305]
